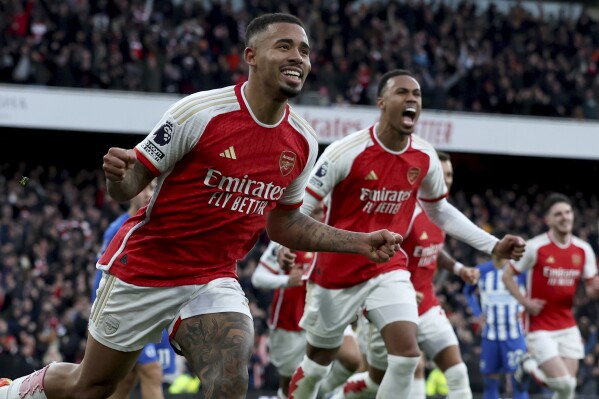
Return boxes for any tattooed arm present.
[103,148,155,201]
[266,207,402,263]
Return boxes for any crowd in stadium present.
[1,0,599,118]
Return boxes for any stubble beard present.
[280,84,301,99]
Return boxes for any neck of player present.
[244,80,288,125]
[376,122,410,152]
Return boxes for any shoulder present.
[288,107,318,145]
[410,135,437,156]
[571,236,595,253]
[167,86,239,125]
[525,233,550,249]
[322,127,372,162]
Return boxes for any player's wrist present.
[453,262,465,275]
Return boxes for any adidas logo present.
[546,256,555,264]
[220,146,237,159]
[365,170,378,180]
[419,231,428,240]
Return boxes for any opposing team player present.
[464,255,529,399]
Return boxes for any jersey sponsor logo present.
[204,168,286,215]
[414,243,444,267]
[360,188,412,214]
[364,170,378,180]
[220,146,237,159]
[280,150,296,176]
[542,266,581,286]
[153,120,173,146]
[315,162,329,177]
[407,167,421,185]
[142,141,165,162]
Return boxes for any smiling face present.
[377,74,421,135]
[545,201,574,236]
[245,22,311,100]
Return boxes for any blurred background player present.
[463,255,529,399]
[91,181,171,399]
[503,192,599,399]
[330,150,481,399]
[252,203,362,399]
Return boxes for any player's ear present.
[376,97,385,111]
[245,46,257,67]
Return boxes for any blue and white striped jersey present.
[464,261,527,341]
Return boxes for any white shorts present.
[417,306,459,359]
[526,326,584,365]
[363,305,458,370]
[269,329,306,377]
[300,270,417,349]
[89,275,252,352]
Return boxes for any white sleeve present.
[582,242,598,279]
[304,141,352,202]
[510,241,537,273]
[420,198,499,254]
[251,263,290,289]
[417,149,448,201]
[252,241,289,289]
[299,190,322,216]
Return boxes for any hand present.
[492,234,526,260]
[523,298,546,316]
[363,230,403,263]
[459,267,480,285]
[287,267,304,288]
[277,247,297,271]
[103,147,137,182]
[415,291,424,305]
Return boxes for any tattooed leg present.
[174,312,254,399]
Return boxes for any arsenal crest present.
[407,167,421,185]
[572,254,582,266]
[280,150,297,176]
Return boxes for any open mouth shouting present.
[402,107,417,128]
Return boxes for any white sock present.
[288,356,332,399]
[337,371,379,399]
[523,357,549,385]
[317,361,354,398]
[376,355,419,399]
[410,378,426,399]
[444,363,472,399]
[0,365,51,399]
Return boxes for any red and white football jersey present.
[259,241,314,331]
[511,232,597,332]
[98,83,319,286]
[404,205,446,315]
[304,125,448,289]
